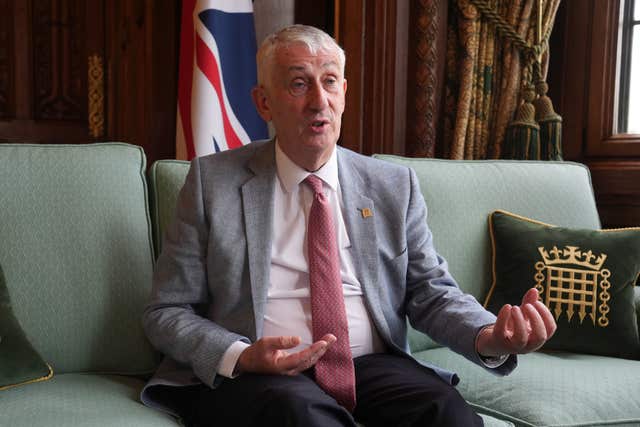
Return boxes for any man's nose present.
[306,81,329,110]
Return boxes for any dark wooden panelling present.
[584,0,640,157]
[295,0,334,35]
[105,0,178,165]
[32,0,86,120]
[405,0,447,158]
[336,0,364,153]
[145,0,179,163]
[337,0,409,156]
[589,161,640,228]
[13,1,33,121]
[0,0,14,119]
[0,0,104,144]
[551,0,640,227]
[0,0,177,164]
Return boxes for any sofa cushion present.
[372,157,601,352]
[486,210,640,359]
[0,374,180,427]
[480,414,516,427]
[0,143,158,374]
[0,263,52,391]
[415,347,640,427]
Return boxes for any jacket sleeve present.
[403,167,516,375]
[142,157,249,387]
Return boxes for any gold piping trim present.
[0,364,53,392]
[483,209,640,309]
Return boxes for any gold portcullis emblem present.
[535,246,611,327]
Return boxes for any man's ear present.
[252,86,272,122]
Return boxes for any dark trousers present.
[188,353,483,427]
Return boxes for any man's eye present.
[324,77,339,91]
[290,80,308,94]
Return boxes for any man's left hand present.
[476,288,557,357]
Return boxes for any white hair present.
[256,24,346,86]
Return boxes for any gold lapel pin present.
[360,208,373,218]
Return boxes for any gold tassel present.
[533,81,563,160]
[503,85,540,159]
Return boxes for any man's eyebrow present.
[288,65,306,72]
[286,61,340,73]
[321,61,339,69]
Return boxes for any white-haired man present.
[142,25,556,427]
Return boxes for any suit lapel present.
[241,141,276,339]
[337,149,392,340]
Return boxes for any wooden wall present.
[0,0,179,168]
[0,0,292,168]
[549,0,640,228]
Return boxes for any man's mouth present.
[310,120,329,132]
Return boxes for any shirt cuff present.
[217,340,251,378]
[475,325,509,369]
[479,353,509,368]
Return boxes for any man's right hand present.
[237,334,336,376]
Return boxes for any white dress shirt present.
[217,142,384,377]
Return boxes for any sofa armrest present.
[635,286,640,333]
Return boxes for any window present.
[618,0,640,133]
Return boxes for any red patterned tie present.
[304,174,356,412]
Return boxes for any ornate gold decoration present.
[534,246,611,327]
[88,54,104,138]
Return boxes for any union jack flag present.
[176,0,268,160]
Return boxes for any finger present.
[522,288,540,306]
[522,303,547,351]
[264,336,301,351]
[319,333,337,346]
[533,300,557,338]
[508,306,528,351]
[277,340,328,373]
[494,304,512,342]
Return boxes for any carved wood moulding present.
[0,0,13,119]
[406,0,443,157]
[33,0,86,120]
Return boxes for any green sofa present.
[1,143,638,426]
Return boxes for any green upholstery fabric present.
[636,287,640,332]
[373,157,601,352]
[148,160,190,255]
[481,415,516,427]
[416,347,640,427]
[0,374,179,426]
[486,210,640,358]
[0,143,157,375]
[0,263,53,391]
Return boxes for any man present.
[142,25,556,426]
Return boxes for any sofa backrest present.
[149,157,603,353]
[374,156,602,351]
[0,143,158,375]
[148,160,190,255]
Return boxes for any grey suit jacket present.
[141,139,516,414]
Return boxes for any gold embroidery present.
[535,246,611,327]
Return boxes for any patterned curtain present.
[442,0,561,160]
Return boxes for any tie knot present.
[304,174,325,195]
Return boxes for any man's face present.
[252,43,347,171]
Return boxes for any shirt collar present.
[275,139,339,193]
